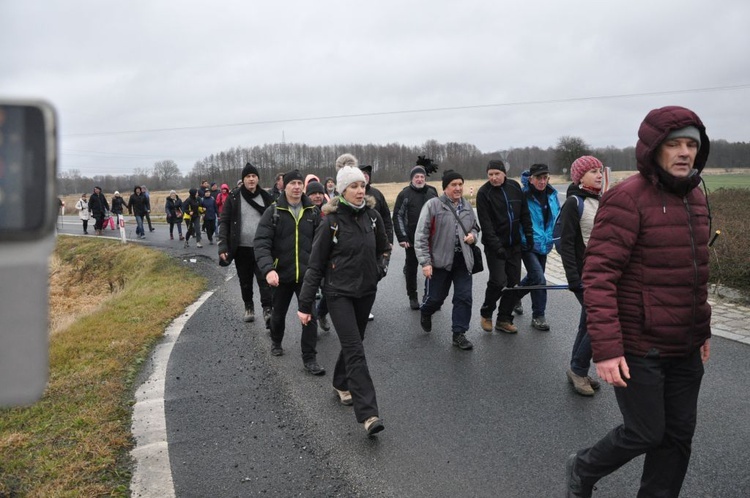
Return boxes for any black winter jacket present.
[476,179,533,255]
[88,192,109,216]
[127,192,150,216]
[298,196,389,314]
[557,184,600,291]
[165,196,183,222]
[110,196,126,215]
[392,183,438,244]
[217,187,274,261]
[254,193,320,284]
[365,184,393,244]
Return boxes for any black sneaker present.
[452,334,473,350]
[271,343,284,356]
[513,302,524,315]
[409,296,420,310]
[565,453,593,497]
[304,361,326,376]
[531,316,550,331]
[243,305,255,323]
[420,313,431,332]
[318,313,331,331]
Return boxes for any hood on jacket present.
[221,183,229,191]
[133,186,141,194]
[322,195,376,216]
[304,174,320,189]
[189,188,198,198]
[635,106,710,190]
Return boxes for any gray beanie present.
[664,126,701,149]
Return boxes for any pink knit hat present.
[571,156,603,184]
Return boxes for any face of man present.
[529,173,549,192]
[342,181,366,205]
[487,169,506,187]
[580,168,603,190]
[134,187,141,195]
[445,179,464,202]
[326,179,336,191]
[201,181,209,189]
[656,137,699,178]
[411,173,426,188]
[243,174,259,192]
[308,192,325,206]
[211,184,218,191]
[285,179,304,203]
[275,176,284,189]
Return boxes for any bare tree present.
[153,160,182,189]
[555,136,592,178]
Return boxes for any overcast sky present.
[3,1,749,177]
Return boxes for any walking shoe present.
[495,320,518,334]
[333,387,353,406]
[368,313,374,321]
[271,343,284,356]
[420,313,432,332]
[184,240,189,248]
[179,235,184,241]
[209,239,214,245]
[304,361,326,376]
[531,316,550,331]
[565,453,594,497]
[243,305,255,323]
[513,302,524,315]
[364,416,384,436]
[480,316,493,332]
[149,228,155,232]
[452,334,473,350]
[567,369,595,396]
[196,242,203,248]
[170,234,174,240]
[262,307,272,328]
[586,376,601,390]
[409,296,420,310]
[318,313,331,331]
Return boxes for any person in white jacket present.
[75,193,90,234]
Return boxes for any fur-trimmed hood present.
[322,195,376,215]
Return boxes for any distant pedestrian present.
[88,186,109,236]
[270,173,284,202]
[127,186,149,239]
[324,176,338,199]
[414,169,478,351]
[141,185,155,232]
[202,189,217,244]
[183,188,203,248]
[75,193,89,234]
[298,155,390,436]
[165,190,184,241]
[565,106,712,497]
[110,191,127,228]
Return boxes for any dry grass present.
[0,236,206,497]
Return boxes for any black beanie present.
[442,169,464,190]
[487,160,506,173]
[283,169,304,187]
[306,181,325,195]
[242,162,260,179]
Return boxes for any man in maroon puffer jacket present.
[565,106,712,497]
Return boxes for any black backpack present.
[552,195,584,254]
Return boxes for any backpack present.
[552,195,584,254]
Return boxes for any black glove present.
[568,281,583,293]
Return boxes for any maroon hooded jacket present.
[583,106,712,361]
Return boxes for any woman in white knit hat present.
[297,153,390,437]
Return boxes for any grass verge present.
[0,236,206,497]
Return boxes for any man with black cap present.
[254,169,324,375]
[392,161,438,309]
[358,163,393,320]
[504,163,560,331]
[476,160,533,334]
[565,106,712,497]
[218,162,275,324]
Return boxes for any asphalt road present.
[58,217,750,497]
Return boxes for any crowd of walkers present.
[72,105,713,496]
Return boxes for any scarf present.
[240,186,267,215]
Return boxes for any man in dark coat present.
[475,160,533,334]
[254,170,324,375]
[565,106,712,497]
[88,186,109,235]
[392,163,438,309]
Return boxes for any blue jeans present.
[134,215,144,236]
[421,252,473,335]
[520,251,547,318]
[570,291,592,377]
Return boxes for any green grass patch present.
[703,173,750,191]
[0,236,206,497]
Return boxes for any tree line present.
[57,137,750,195]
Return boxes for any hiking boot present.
[184,240,189,248]
[304,361,326,376]
[565,453,594,497]
[262,307,272,328]
[271,343,284,356]
[243,305,255,323]
[480,316,493,332]
[452,334,473,350]
[333,388,353,406]
[495,320,518,334]
[179,235,184,241]
[420,313,432,332]
[364,416,384,436]
[587,376,601,390]
[531,316,550,331]
[567,369,595,396]
[513,302,524,315]
[318,313,331,331]
[196,242,203,248]
[409,295,420,310]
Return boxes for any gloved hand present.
[568,281,583,293]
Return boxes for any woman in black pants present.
[298,154,390,437]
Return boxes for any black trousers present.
[270,281,318,362]
[575,350,704,497]
[402,245,419,298]
[328,293,378,423]
[233,246,272,310]
[480,245,522,320]
[204,219,216,242]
